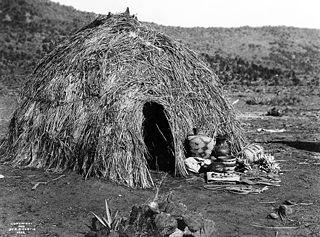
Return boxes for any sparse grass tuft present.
[246,94,302,106]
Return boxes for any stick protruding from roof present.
[125,7,130,15]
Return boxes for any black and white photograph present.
[0,0,319,236]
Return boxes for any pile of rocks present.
[85,195,216,237]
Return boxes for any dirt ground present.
[1,86,320,237]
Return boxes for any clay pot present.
[213,135,230,157]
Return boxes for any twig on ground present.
[204,184,239,188]
[204,186,226,191]
[259,201,277,204]
[51,174,65,181]
[299,203,313,206]
[0,174,22,178]
[152,173,167,202]
[251,223,299,229]
[31,174,66,190]
[31,182,48,190]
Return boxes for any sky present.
[51,0,320,29]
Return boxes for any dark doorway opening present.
[143,102,175,173]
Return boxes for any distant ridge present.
[0,0,319,88]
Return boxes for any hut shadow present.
[142,102,175,174]
[270,140,320,152]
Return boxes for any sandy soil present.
[1,86,320,237]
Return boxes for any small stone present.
[278,205,293,220]
[267,107,282,117]
[182,213,203,232]
[279,205,293,215]
[268,212,279,219]
[185,219,216,237]
[148,201,160,213]
[160,201,187,217]
[169,228,184,237]
[183,226,193,235]
[154,213,178,236]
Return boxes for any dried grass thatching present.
[1,11,244,188]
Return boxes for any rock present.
[183,226,193,235]
[158,201,169,212]
[267,107,282,117]
[268,212,279,219]
[169,228,184,237]
[127,205,156,235]
[148,201,160,213]
[279,205,293,215]
[128,206,143,225]
[188,219,216,237]
[182,213,203,232]
[154,213,178,236]
[129,205,153,226]
[121,225,135,237]
[85,230,119,237]
[278,205,293,220]
[160,201,187,217]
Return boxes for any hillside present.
[149,24,320,86]
[1,0,320,90]
[0,0,96,89]
[153,24,320,72]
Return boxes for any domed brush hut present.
[1,10,244,188]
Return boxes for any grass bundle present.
[1,11,244,188]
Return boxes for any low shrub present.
[246,94,302,106]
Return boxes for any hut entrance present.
[143,102,175,173]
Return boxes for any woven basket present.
[187,134,215,159]
[241,144,264,162]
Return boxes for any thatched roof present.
[1,11,244,188]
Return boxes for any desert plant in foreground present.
[89,199,122,235]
